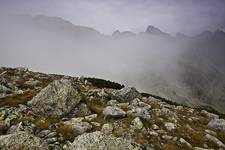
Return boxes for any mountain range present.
[0,14,225,113]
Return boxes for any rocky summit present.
[0,67,225,150]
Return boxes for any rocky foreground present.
[0,67,225,150]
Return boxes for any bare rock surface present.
[69,131,142,150]
[0,131,48,150]
[27,78,82,118]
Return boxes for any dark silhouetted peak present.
[112,30,135,38]
[145,25,167,35]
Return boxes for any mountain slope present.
[0,67,225,150]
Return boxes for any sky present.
[0,0,225,35]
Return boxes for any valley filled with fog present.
[1,14,225,113]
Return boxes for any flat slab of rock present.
[208,119,225,132]
[0,131,48,150]
[27,79,82,118]
[69,131,142,150]
[103,106,126,118]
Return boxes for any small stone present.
[164,122,176,131]
[45,132,57,138]
[148,131,158,136]
[15,89,24,95]
[179,138,192,149]
[101,123,113,134]
[84,114,97,121]
[173,137,178,141]
[37,130,51,138]
[91,122,101,127]
[107,100,119,106]
[131,117,143,129]
[162,135,173,140]
[152,124,159,130]
[46,137,57,144]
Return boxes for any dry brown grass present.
[112,116,134,137]
[34,117,58,130]
[217,129,225,143]
[13,145,29,150]
[14,115,35,124]
[0,120,7,135]
[188,130,205,146]
[56,122,77,141]
[133,131,149,145]
[163,143,180,150]
[153,117,165,127]
[0,90,38,107]
[85,98,106,114]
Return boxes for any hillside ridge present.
[0,67,225,150]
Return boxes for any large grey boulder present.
[69,131,142,150]
[111,86,141,102]
[103,106,126,118]
[27,79,82,118]
[208,119,225,132]
[0,131,48,150]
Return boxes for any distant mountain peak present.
[145,25,167,35]
[112,30,135,37]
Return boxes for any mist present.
[0,14,187,94]
[1,0,225,113]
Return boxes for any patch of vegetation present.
[34,117,58,130]
[81,94,106,114]
[15,115,35,124]
[188,130,206,146]
[112,116,135,137]
[56,122,78,142]
[217,129,225,143]
[163,143,181,150]
[0,121,7,135]
[84,77,124,89]
[0,90,38,107]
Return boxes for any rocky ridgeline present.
[0,67,225,150]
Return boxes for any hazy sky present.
[1,0,225,35]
